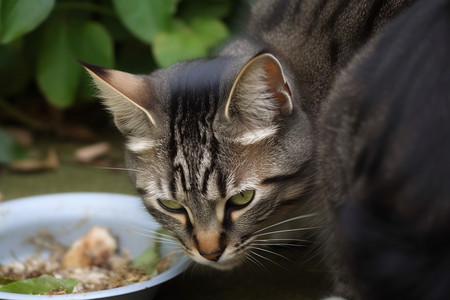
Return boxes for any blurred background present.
[0,0,249,200]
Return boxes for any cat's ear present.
[223,53,293,144]
[80,62,158,136]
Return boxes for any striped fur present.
[83,0,414,288]
[318,0,450,298]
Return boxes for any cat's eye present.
[228,190,255,207]
[158,199,184,212]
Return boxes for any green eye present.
[158,199,184,212]
[229,190,255,206]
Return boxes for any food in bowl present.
[0,193,189,300]
[0,226,172,295]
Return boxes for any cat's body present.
[81,0,450,298]
[226,0,414,117]
[318,0,450,298]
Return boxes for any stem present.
[0,97,51,131]
[55,2,115,16]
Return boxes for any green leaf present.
[76,21,114,67]
[189,17,228,48]
[0,276,17,286]
[0,274,77,295]
[75,21,115,99]
[0,40,31,96]
[0,128,26,165]
[0,0,55,44]
[152,18,228,68]
[152,27,205,68]
[131,246,160,275]
[36,19,82,108]
[113,0,178,44]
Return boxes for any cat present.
[317,0,450,298]
[81,0,414,297]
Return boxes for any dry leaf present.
[75,142,111,164]
[8,149,59,173]
[5,127,34,148]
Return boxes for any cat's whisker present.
[150,237,179,245]
[245,252,268,271]
[253,213,319,235]
[139,232,178,243]
[153,239,179,246]
[186,261,199,281]
[132,227,177,238]
[253,226,322,238]
[250,250,286,270]
[179,259,193,274]
[136,228,177,241]
[155,232,178,241]
[251,242,306,248]
[246,256,266,272]
[250,245,294,263]
[91,166,139,172]
[156,248,183,261]
[255,238,311,243]
[121,223,179,245]
[252,237,310,247]
[152,238,179,247]
[132,231,179,246]
[132,229,175,240]
[241,255,258,273]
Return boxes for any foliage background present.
[0,0,249,164]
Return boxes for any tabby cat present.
[80,0,449,298]
[318,0,450,298]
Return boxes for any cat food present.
[0,227,172,295]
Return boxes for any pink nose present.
[195,232,225,262]
[199,249,224,262]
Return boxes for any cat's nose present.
[199,249,224,261]
[194,232,225,262]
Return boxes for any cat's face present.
[83,53,313,269]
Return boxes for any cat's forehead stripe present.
[167,62,230,197]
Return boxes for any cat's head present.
[82,53,313,269]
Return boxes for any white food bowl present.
[0,192,189,300]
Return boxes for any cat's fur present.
[78,0,445,298]
[318,0,450,298]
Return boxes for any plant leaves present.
[0,274,77,294]
[0,0,55,44]
[0,128,26,165]
[0,41,31,96]
[130,246,160,275]
[113,0,178,44]
[0,276,17,286]
[76,21,114,67]
[75,21,114,99]
[152,27,205,68]
[36,19,82,108]
[189,17,228,48]
[152,18,228,68]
